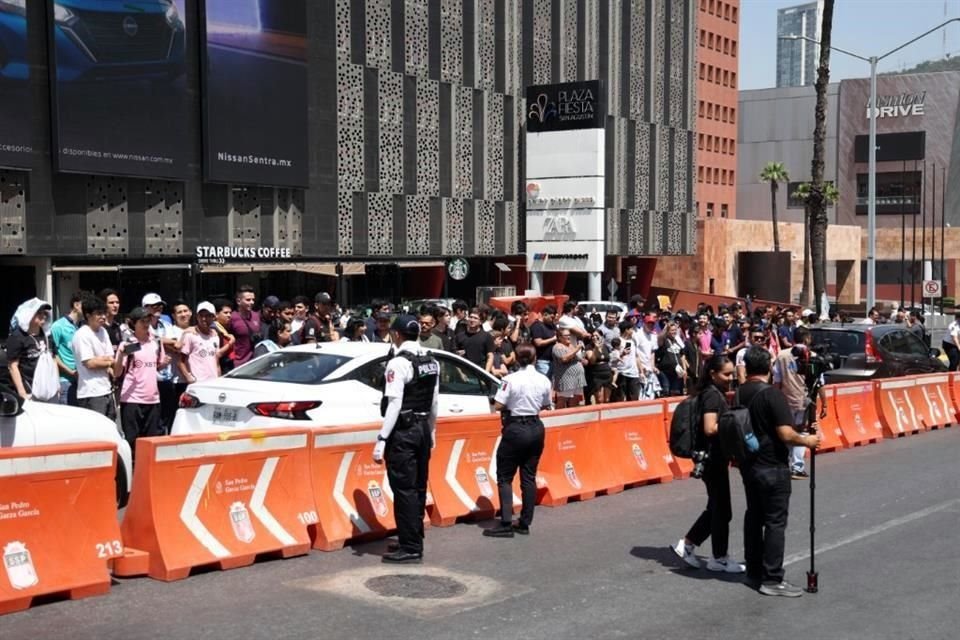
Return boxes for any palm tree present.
[793,182,839,306]
[760,162,789,252]
[809,0,835,316]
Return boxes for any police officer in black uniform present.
[372,315,440,563]
[483,343,553,538]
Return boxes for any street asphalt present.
[2,428,958,640]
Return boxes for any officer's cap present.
[391,314,421,337]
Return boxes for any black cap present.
[262,295,280,309]
[391,314,421,338]
[314,292,332,304]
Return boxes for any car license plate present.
[212,407,239,424]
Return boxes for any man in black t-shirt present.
[454,307,493,367]
[737,347,821,598]
[530,306,558,378]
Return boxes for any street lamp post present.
[782,18,960,312]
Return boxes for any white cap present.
[196,301,215,315]
[142,292,165,306]
[801,308,814,317]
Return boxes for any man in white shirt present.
[558,301,590,340]
[72,295,116,420]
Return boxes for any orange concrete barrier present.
[909,374,956,429]
[0,442,121,615]
[428,413,525,526]
[816,386,845,453]
[536,407,610,506]
[308,424,398,551]
[118,430,314,581]
[874,377,924,437]
[949,373,960,420]
[663,398,694,479]
[832,382,884,447]
[596,401,674,491]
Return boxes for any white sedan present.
[172,342,501,434]
[0,385,134,507]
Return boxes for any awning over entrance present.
[197,262,366,276]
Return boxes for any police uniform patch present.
[501,382,508,391]
[386,370,395,383]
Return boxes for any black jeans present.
[943,342,960,371]
[120,402,163,462]
[740,464,792,584]
[385,416,431,554]
[496,418,545,528]
[685,460,732,558]
[619,376,641,402]
[158,380,179,434]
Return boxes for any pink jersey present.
[181,330,220,382]
[120,338,161,404]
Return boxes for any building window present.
[731,71,737,86]
[732,6,738,22]
[707,66,713,82]
[724,3,731,20]
[855,172,920,214]
[706,202,715,217]
[700,0,706,11]
[729,170,735,183]
[723,38,729,55]
[732,40,737,57]
[698,166,704,183]
[709,0,715,15]
[730,108,736,124]
[699,63,705,80]
[713,168,719,183]
[721,204,729,218]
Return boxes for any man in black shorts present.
[737,347,822,597]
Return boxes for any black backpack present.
[669,395,702,459]
[717,385,765,464]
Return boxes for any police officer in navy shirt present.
[372,315,440,563]
[483,344,552,538]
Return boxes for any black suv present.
[808,323,946,384]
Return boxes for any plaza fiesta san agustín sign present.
[526,80,604,132]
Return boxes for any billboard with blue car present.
[48,0,190,178]
[201,0,308,187]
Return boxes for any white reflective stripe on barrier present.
[313,430,379,448]
[880,379,916,389]
[0,450,113,477]
[542,411,599,429]
[249,457,296,546]
[333,451,371,534]
[918,375,950,385]
[602,404,662,420]
[179,464,230,559]
[835,384,871,396]
[156,434,308,461]
[445,439,478,512]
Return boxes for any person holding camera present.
[583,330,614,404]
[672,355,744,573]
[228,285,262,367]
[114,307,169,457]
[300,292,340,344]
[772,327,827,480]
[552,329,586,408]
[738,347,821,596]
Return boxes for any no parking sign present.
[922,280,942,298]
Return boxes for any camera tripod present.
[803,375,825,594]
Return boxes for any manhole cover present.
[364,574,468,600]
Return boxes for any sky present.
[739,0,960,90]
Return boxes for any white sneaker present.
[706,556,746,573]
[672,539,700,569]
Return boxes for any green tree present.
[760,162,789,252]
[793,182,839,306]
[809,0,835,316]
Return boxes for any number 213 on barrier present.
[96,540,123,557]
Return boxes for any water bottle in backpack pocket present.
[717,386,766,464]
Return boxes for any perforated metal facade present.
[7,0,695,263]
